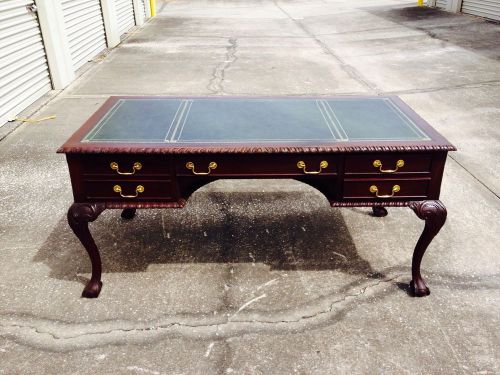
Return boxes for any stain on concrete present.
[369,6,500,60]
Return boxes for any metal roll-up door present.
[436,0,448,9]
[0,0,52,125]
[141,0,147,18]
[115,0,135,37]
[462,0,500,21]
[62,0,107,71]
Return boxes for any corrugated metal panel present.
[115,0,135,37]
[141,0,147,18]
[436,0,448,8]
[62,0,107,70]
[462,0,500,21]
[0,0,52,125]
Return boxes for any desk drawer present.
[342,179,429,200]
[345,153,432,175]
[83,179,174,200]
[176,155,338,176]
[80,155,171,176]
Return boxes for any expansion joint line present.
[271,0,379,94]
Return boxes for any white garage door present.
[115,0,135,37]
[0,0,52,126]
[462,0,500,21]
[62,0,107,71]
[436,0,448,9]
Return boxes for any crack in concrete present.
[207,38,238,95]
[2,270,497,351]
[0,275,402,351]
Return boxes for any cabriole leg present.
[121,208,136,220]
[409,200,447,297]
[67,203,106,298]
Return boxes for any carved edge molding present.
[57,144,457,154]
[331,201,410,207]
[88,201,419,209]
[81,201,417,209]
[72,201,439,209]
[104,200,187,209]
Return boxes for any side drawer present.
[80,155,171,176]
[342,178,430,200]
[345,153,432,175]
[83,179,175,201]
[176,155,338,176]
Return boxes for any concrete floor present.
[1,0,499,374]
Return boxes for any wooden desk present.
[58,96,455,298]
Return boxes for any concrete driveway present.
[0,0,499,373]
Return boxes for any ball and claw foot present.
[82,280,103,298]
[372,206,388,217]
[121,208,136,220]
[410,279,430,297]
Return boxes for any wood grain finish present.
[176,154,338,177]
[121,208,136,220]
[60,96,454,298]
[64,150,449,300]
[342,178,430,200]
[67,203,106,298]
[81,155,171,176]
[345,153,432,175]
[409,200,447,297]
[372,206,388,217]
[83,179,174,201]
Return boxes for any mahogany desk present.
[58,96,455,298]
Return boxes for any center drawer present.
[175,155,338,176]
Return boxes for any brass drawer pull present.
[369,184,400,198]
[113,184,144,198]
[186,161,217,175]
[373,159,404,173]
[297,160,328,174]
[110,161,142,175]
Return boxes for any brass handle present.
[110,161,142,175]
[373,159,404,173]
[369,184,400,198]
[185,161,217,175]
[113,184,144,198]
[297,160,328,174]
